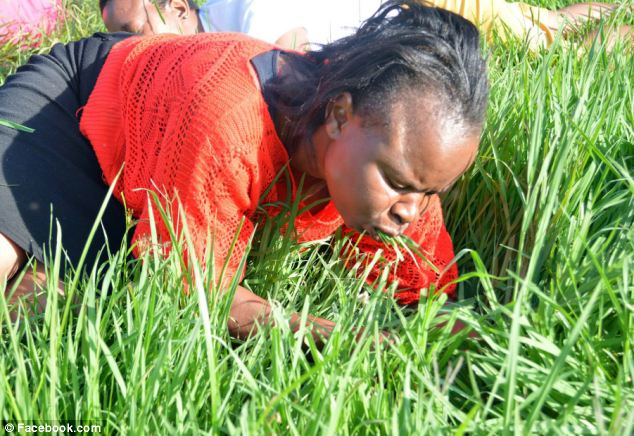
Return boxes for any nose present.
[388,194,420,229]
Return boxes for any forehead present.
[381,95,479,191]
[103,0,148,30]
[103,0,146,18]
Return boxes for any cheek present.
[146,10,178,34]
[102,10,119,31]
[323,147,388,217]
[323,147,356,203]
[326,146,352,179]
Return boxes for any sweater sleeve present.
[341,195,458,305]
[129,88,271,287]
[122,45,271,286]
[130,133,257,287]
[79,34,276,288]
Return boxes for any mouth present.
[359,225,399,240]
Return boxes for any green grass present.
[1,0,633,433]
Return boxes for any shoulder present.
[128,32,273,60]
[64,32,133,69]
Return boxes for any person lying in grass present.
[0,1,488,343]
[100,0,627,50]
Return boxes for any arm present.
[557,2,620,24]
[229,285,335,346]
[131,194,340,344]
[583,24,633,50]
[556,4,632,51]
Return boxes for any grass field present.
[1,0,633,434]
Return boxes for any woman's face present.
[319,93,479,238]
[102,0,187,35]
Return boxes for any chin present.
[340,216,363,234]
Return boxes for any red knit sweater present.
[80,33,458,304]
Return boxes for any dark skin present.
[102,0,203,35]
[1,81,478,344]
[305,93,478,237]
[228,90,479,342]
[101,0,309,49]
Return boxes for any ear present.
[324,92,353,140]
[167,0,192,19]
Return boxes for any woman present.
[100,0,623,50]
[0,1,488,342]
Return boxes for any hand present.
[289,313,336,348]
[449,318,480,339]
[437,301,480,339]
[352,326,398,350]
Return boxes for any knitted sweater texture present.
[80,33,457,304]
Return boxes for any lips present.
[376,226,400,238]
[359,224,400,240]
[362,225,378,239]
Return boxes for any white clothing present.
[300,0,384,45]
[197,0,384,46]
[198,0,303,44]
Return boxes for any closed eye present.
[384,172,413,192]
[382,167,440,195]
[387,178,409,191]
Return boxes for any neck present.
[276,55,322,177]
[287,126,330,200]
[270,54,330,199]
[288,134,318,177]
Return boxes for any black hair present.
[99,0,198,13]
[266,0,489,151]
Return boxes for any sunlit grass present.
[0,0,632,433]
